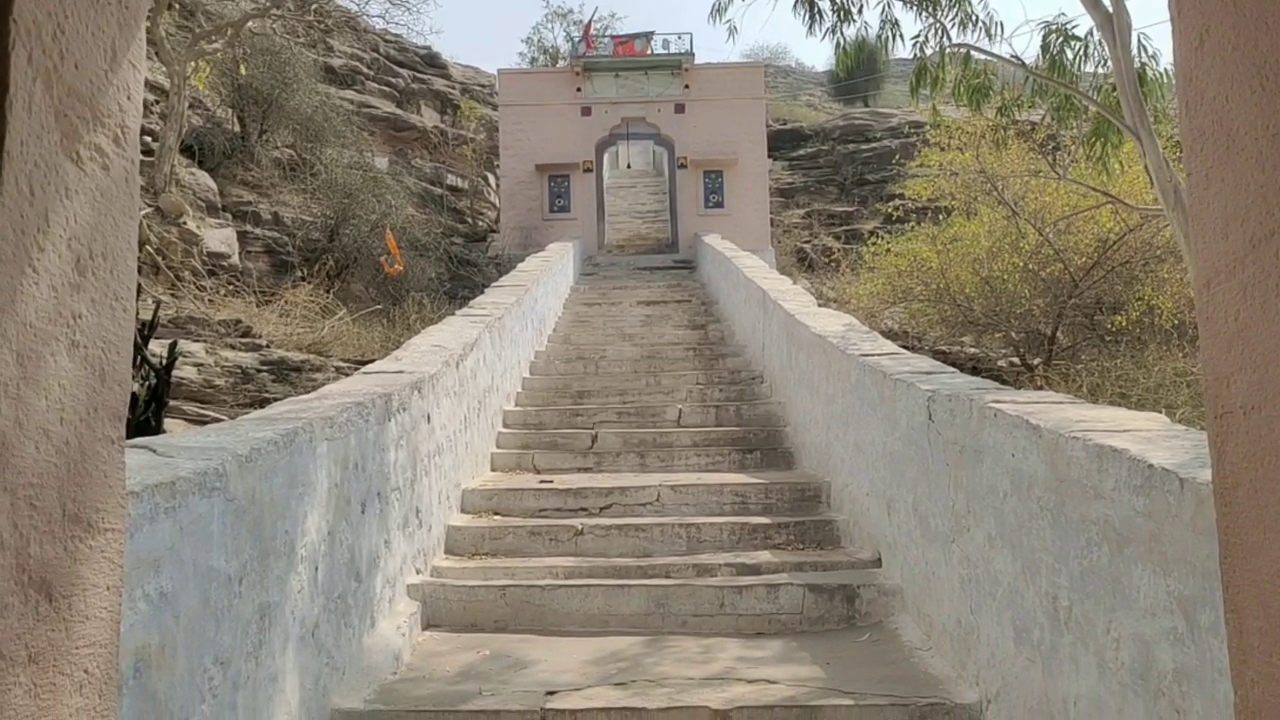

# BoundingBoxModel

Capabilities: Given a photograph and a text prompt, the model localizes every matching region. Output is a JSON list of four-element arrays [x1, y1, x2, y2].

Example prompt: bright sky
[[431, 0, 1173, 72]]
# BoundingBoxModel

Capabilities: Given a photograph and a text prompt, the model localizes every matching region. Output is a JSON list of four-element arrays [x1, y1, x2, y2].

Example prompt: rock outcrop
[[768, 108, 930, 267], [137, 1, 503, 432]]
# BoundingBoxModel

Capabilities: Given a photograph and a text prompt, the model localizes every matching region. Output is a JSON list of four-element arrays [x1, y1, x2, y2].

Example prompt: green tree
[[517, 0, 625, 68], [707, 0, 1188, 258], [829, 34, 884, 107], [739, 40, 813, 70]]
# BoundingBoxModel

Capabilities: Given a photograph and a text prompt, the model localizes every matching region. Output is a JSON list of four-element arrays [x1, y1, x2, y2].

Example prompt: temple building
[[496, 30, 774, 265]]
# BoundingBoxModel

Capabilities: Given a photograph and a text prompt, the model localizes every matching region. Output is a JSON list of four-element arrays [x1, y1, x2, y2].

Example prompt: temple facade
[[496, 31, 773, 264]]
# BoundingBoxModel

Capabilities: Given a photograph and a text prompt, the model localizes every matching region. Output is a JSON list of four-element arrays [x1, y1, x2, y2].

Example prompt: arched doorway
[[594, 120, 679, 255]]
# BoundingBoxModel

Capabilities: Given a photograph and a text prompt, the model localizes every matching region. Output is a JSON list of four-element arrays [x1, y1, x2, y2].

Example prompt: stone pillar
[[1173, 1, 1280, 715], [0, 0, 149, 716]]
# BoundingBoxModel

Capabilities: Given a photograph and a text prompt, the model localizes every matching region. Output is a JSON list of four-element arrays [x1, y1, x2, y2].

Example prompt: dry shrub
[[825, 117, 1203, 426], [167, 279, 451, 360], [206, 31, 354, 167], [201, 30, 479, 322]]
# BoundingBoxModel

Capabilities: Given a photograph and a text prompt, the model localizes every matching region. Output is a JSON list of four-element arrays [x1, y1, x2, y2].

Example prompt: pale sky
[[430, 0, 1173, 72]]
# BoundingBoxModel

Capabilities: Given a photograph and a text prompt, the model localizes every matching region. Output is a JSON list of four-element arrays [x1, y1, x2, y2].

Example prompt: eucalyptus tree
[[709, 0, 1187, 262]]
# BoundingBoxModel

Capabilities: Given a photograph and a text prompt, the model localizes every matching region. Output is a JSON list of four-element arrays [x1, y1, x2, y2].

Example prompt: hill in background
[[762, 59, 919, 123]]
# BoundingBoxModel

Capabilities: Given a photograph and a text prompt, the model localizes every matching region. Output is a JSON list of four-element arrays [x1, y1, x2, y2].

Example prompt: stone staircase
[[337, 255, 978, 719], [603, 169, 672, 255]]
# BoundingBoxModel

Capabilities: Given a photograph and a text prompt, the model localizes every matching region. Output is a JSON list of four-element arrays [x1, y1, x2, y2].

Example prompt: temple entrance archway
[[594, 120, 678, 255]]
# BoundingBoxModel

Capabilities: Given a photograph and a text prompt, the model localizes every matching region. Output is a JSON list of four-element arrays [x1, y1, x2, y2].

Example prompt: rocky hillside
[[138, 30, 934, 433], [763, 63, 931, 272], [139, 1, 504, 432]]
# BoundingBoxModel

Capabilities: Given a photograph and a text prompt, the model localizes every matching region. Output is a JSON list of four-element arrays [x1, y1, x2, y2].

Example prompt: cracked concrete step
[[515, 382, 773, 408], [410, 570, 897, 634], [522, 369, 763, 392], [331, 627, 979, 720], [496, 427, 791, 452], [431, 548, 880, 580], [528, 355, 752, 376], [502, 400, 785, 430], [491, 446, 795, 473], [460, 470, 826, 517], [444, 513, 838, 558]]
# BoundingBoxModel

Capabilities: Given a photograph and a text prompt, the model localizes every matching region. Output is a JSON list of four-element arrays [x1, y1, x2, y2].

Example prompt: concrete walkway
[[336, 255, 977, 718]]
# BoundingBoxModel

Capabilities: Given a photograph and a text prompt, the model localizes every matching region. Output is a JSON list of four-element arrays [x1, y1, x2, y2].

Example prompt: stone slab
[[430, 548, 881, 580], [460, 470, 826, 517], [332, 626, 977, 719]]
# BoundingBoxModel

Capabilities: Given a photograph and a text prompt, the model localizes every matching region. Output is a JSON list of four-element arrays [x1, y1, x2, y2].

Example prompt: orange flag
[[380, 226, 404, 276]]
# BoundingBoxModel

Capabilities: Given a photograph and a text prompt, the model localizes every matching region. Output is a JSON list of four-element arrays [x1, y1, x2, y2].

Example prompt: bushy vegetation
[[194, 31, 472, 322], [817, 119, 1203, 426], [829, 35, 886, 108], [517, 0, 625, 67]]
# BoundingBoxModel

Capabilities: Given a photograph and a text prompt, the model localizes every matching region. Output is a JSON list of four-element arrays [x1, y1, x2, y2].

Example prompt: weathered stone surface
[[335, 628, 977, 719], [695, 233, 1229, 719], [120, 242, 582, 718], [340, 254, 975, 718], [769, 107, 931, 259]]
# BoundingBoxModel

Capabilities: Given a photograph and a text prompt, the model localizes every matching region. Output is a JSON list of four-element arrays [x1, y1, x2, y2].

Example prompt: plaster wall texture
[[695, 234, 1232, 719], [119, 242, 581, 718], [497, 62, 771, 257], [0, 0, 150, 716]]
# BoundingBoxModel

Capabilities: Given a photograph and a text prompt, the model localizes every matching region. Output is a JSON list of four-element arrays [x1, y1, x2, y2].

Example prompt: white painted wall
[[695, 233, 1232, 720], [119, 241, 581, 718]]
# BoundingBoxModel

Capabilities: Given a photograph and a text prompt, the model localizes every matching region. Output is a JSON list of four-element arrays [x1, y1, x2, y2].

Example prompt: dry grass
[[767, 101, 838, 124], [1039, 344, 1204, 429], [158, 278, 454, 361]]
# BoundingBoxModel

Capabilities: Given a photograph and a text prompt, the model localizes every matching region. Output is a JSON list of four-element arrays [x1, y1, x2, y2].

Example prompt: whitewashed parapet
[[694, 232, 1229, 720], [120, 240, 581, 719]]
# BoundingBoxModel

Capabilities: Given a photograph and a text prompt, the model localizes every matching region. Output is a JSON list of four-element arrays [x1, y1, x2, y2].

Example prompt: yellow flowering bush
[[839, 118, 1193, 369]]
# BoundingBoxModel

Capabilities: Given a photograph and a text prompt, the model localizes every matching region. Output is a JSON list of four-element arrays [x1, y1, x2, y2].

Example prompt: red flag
[[581, 6, 598, 52]]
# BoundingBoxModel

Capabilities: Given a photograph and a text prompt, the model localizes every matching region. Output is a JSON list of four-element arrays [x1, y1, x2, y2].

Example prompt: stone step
[[514, 382, 773, 408], [409, 570, 896, 633], [332, 628, 977, 719], [502, 400, 786, 430], [562, 297, 711, 310], [605, 186, 667, 194], [431, 548, 879, 580], [563, 296, 708, 309], [544, 331, 731, 348], [555, 306, 718, 323], [521, 369, 764, 392], [444, 512, 836, 558], [534, 344, 744, 363], [607, 212, 670, 222], [552, 317, 725, 332], [528, 354, 753, 376], [491, 446, 795, 473], [495, 427, 791, 452], [460, 470, 827, 518], [606, 237, 673, 251], [570, 282, 702, 295]]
